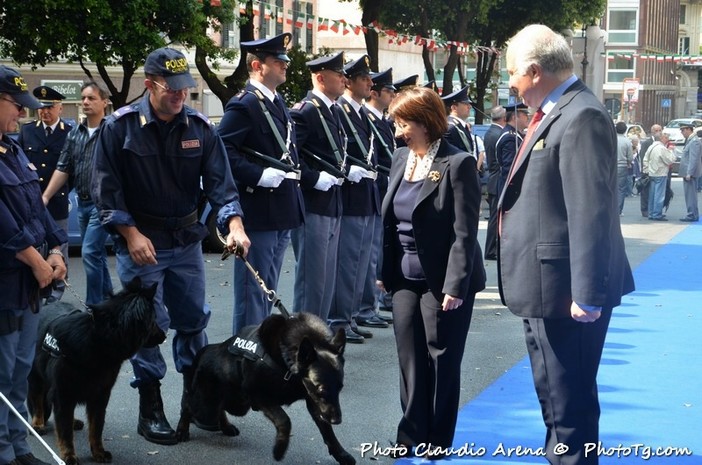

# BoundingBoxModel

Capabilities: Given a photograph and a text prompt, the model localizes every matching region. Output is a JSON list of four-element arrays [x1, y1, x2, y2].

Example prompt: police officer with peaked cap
[[495, 101, 529, 195], [362, 68, 396, 321], [218, 32, 304, 334], [289, 51, 348, 327], [442, 85, 475, 157], [329, 54, 385, 341], [92, 47, 250, 446], [0, 65, 67, 465], [17, 86, 72, 303]]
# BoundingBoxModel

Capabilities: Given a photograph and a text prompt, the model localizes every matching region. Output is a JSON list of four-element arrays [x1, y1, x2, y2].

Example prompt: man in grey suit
[[499, 25, 635, 465], [677, 123, 701, 222]]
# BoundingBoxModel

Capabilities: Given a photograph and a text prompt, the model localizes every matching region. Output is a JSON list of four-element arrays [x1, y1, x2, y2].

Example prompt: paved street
[[28, 178, 691, 465]]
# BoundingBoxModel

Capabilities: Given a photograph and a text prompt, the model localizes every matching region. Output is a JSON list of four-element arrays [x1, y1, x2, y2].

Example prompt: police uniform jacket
[[494, 124, 522, 195], [0, 136, 67, 311], [445, 115, 474, 156], [381, 140, 486, 302], [290, 91, 344, 217], [362, 106, 394, 199], [92, 93, 243, 250], [17, 119, 72, 220], [218, 82, 304, 231], [483, 123, 503, 196], [337, 96, 381, 216]]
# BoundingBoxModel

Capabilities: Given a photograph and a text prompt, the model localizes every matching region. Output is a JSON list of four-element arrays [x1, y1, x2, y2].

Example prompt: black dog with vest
[[176, 312, 355, 465], [27, 278, 162, 465]]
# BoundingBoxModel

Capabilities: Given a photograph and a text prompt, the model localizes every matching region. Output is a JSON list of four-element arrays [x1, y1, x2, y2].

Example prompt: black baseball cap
[[0, 65, 42, 110], [144, 47, 197, 90]]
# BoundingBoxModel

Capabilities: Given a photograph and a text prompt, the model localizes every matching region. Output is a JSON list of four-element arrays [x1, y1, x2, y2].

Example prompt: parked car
[[66, 190, 225, 252], [662, 118, 702, 145], [626, 123, 646, 140]]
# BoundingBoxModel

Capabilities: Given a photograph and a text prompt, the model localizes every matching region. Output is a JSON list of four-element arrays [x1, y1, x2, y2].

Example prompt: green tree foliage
[[363, 0, 605, 122], [0, 0, 238, 108]]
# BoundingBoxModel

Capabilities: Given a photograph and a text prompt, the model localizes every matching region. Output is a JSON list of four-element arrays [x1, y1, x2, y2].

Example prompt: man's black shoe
[[356, 315, 389, 328], [351, 325, 373, 338], [14, 454, 51, 465], [679, 217, 698, 222], [377, 313, 393, 324], [649, 217, 668, 221], [344, 328, 365, 344]]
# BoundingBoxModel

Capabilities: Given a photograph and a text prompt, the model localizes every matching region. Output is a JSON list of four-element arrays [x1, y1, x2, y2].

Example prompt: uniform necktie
[[45, 126, 52, 137]]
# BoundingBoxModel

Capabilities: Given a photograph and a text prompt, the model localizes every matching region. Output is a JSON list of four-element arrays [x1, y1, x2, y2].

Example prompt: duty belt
[[132, 210, 198, 230]]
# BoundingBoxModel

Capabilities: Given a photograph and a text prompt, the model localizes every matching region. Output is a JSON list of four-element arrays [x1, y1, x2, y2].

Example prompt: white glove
[[313, 171, 338, 191], [347, 165, 369, 183], [257, 167, 287, 188]]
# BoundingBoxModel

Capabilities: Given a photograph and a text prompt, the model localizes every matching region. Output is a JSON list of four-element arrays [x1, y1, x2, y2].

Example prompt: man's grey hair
[[507, 24, 573, 76], [490, 105, 506, 121]]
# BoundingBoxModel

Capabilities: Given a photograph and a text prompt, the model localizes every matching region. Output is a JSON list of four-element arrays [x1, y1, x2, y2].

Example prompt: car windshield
[[666, 119, 701, 128]]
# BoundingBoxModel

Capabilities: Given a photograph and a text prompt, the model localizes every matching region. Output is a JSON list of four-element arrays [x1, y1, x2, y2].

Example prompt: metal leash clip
[[220, 241, 290, 318]]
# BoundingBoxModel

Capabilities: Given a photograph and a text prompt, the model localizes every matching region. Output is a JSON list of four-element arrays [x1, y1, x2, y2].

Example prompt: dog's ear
[[142, 282, 158, 300], [330, 328, 346, 356], [296, 337, 318, 368], [125, 277, 142, 293]]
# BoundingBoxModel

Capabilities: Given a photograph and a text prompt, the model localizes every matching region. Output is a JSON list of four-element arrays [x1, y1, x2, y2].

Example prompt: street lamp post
[[581, 25, 588, 85]]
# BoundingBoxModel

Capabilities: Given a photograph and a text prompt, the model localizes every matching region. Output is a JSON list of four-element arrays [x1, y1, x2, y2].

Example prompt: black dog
[[176, 312, 355, 465], [28, 278, 162, 465]]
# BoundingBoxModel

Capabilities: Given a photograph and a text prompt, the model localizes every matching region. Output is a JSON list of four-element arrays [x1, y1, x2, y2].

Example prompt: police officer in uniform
[[442, 85, 475, 159], [1, 65, 67, 465], [218, 33, 304, 334], [92, 48, 250, 446], [495, 102, 529, 196], [329, 55, 384, 341], [17, 86, 72, 302], [360, 68, 396, 321], [289, 52, 347, 327], [483, 105, 506, 260]]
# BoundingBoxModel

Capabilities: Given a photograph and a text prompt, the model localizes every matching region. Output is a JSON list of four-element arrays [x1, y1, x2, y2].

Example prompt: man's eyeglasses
[[0, 96, 24, 112], [149, 80, 187, 95]]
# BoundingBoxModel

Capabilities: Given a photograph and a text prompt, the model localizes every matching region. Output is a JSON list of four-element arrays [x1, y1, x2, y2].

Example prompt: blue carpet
[[396, 225, 702, 464]]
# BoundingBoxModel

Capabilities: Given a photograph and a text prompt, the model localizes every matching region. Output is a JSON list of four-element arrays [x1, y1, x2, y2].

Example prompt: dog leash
[[60, 278, 90, 311], [221, 242, 291, 319], [0, 391, 66, 465]]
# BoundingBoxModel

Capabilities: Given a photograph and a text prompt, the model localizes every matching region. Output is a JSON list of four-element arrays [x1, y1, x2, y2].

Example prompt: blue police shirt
[[92, 93, 243, 250], [0, 135, 67, 310]]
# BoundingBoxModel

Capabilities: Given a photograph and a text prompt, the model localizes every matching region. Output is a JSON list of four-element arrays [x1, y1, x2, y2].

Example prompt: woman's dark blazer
[[381, 139, 486, 301]]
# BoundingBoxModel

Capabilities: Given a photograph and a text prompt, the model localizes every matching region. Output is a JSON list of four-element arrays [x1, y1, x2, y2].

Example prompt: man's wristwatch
[[48, 249, 64, 260]]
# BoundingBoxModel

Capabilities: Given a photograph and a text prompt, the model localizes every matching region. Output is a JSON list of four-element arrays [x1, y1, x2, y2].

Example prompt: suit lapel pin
[[428, 170, 440, 182]]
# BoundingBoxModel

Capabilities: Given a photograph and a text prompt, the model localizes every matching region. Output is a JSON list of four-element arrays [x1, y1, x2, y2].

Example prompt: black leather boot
[[137, 381, 177, 445]]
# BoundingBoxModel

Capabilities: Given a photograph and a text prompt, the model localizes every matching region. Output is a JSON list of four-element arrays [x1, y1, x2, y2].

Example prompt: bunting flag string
[[236, 1, 499, 56], [603, 52, 702, 63]]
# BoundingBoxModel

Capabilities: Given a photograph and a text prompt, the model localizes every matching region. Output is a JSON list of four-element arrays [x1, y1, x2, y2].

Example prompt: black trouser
[[392, 278, 475, 448]]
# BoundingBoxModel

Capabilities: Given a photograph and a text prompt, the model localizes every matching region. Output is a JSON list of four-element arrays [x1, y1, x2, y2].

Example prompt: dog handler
[[0, 65, 68, 465], [92, 48, 250, 445]]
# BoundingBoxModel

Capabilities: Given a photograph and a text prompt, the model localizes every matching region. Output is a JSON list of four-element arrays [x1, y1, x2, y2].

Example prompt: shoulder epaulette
[[112, 104, 140, 120], [186, 107, 211, 125], [292, 101, 309, 111]]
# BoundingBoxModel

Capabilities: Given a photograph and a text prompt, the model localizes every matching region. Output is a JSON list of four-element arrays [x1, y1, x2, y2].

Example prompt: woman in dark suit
[[380, 87, 485, 458]]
